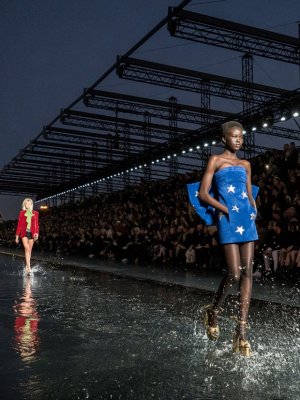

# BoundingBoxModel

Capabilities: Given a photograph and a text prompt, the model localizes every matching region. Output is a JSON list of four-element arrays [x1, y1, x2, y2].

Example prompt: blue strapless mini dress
[[187, 166, 258, 244]]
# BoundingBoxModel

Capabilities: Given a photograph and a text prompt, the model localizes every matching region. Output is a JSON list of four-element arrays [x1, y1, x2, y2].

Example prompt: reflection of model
[[15, 198, 39, 275], [14, 276, 40, 361], [191, 121, 258, 356]]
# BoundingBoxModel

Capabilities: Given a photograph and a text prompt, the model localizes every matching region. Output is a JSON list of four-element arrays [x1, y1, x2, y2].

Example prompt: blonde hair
[[22, 198, 33, 211]]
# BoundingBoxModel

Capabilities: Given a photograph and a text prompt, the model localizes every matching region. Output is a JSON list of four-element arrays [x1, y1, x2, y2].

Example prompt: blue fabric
[[186, 166, 259, 244], [186, 181, 215, 225]]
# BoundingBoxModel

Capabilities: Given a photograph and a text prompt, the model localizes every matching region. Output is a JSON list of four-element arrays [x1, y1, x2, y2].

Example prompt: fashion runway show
[[0, 0, 300, 399], [0, 252, 299, 399]]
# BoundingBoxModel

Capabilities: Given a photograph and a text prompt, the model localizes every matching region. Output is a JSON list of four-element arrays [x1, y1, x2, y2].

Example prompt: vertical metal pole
[[144, 112, 152, 181], [242, 53, 255, 159], [169, 96, 178, 176]]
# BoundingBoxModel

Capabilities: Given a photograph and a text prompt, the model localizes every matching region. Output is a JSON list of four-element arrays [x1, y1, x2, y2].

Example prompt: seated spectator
[[286, 142, 299, 170], [0, 146, 295, 286], [278, 219, 300, 270]]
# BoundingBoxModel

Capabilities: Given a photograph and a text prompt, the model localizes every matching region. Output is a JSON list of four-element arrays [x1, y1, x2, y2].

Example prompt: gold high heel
[[232, 320, 252, 356], [202, 305, 222, 341]]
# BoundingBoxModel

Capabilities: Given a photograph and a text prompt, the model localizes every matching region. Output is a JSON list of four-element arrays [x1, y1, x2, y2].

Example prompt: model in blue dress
[[194, 121, 257, 356], [187, 166, 259, 244]]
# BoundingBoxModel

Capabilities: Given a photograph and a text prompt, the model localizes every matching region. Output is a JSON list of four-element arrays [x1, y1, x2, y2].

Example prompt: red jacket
[[16, 210, 39, 238]]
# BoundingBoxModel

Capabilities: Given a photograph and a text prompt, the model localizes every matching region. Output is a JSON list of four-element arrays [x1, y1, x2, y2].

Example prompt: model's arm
[[198, 155, 228, 214], [15, 211, 22, 244], [243, 160, 256, 210], [33, 211, 39, 240]]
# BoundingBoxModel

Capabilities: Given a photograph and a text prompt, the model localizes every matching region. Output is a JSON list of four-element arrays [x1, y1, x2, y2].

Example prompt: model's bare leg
[[205, 244, 241, 332], [22, 237, 34, 273], [238, 241, 254, 338], [224, 241, 254, 356], [207, 242, 254, 349], [213, 243, 241, 308]]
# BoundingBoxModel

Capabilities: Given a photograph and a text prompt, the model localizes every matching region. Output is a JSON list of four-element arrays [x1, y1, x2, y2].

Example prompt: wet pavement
[[0, 250, 299, 399], [2, 248, 300, 308]]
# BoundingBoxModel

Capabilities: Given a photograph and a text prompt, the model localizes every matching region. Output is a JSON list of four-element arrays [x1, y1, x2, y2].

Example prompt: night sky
[[1, 0, 299, 219]]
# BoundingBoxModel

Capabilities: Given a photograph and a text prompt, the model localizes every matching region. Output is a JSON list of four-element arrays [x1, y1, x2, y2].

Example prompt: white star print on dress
[[227, 185, 235, 193], [235, 226, 245, 235], [186, 166, 259, 244]]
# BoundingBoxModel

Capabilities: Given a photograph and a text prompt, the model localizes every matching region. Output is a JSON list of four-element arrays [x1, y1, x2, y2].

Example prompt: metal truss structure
[[84, 89, 231, 124], [0, 1, 299, 202], [168, 9, 300, 64], [116, 56, 288, 104]]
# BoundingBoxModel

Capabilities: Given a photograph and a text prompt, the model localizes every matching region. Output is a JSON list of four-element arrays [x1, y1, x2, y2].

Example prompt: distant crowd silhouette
[[0, 143, 299, 280]]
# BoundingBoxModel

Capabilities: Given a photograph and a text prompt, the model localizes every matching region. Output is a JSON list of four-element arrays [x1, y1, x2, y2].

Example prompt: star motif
[[232, 205, 239, 212], [235, 226, 245, 235], [250, 212, 256, 220], [194, 191, 198, 197], [227, 185, 235, 193], [241, 191, 248, 199]]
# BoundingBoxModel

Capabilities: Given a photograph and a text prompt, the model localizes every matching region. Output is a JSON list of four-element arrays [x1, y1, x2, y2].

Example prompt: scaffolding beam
[[168, 9, 300, 64], [117, 56, 289, 104]]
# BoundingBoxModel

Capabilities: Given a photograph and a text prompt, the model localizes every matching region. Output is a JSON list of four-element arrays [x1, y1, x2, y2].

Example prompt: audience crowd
[[0, 143, 299, 280]]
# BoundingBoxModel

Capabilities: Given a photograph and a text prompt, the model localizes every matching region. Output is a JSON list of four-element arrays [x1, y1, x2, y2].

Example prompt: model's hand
[[33, 234, 39, 241], [15, 237, 19, 244]]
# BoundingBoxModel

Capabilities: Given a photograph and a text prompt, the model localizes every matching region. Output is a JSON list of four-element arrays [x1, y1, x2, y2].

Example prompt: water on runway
[[0, 253, 299, 400]]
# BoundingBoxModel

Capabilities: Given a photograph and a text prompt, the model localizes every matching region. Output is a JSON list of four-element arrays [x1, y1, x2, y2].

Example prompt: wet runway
[[0, 253, 299, 400]]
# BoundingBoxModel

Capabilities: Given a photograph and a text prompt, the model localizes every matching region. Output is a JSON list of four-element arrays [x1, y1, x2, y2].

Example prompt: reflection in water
[[13, 276, 40, 362], [0, 253, 299, 399]]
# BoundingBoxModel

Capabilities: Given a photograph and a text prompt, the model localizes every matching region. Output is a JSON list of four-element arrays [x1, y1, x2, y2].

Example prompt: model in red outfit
[[15, 198, 39, 275]]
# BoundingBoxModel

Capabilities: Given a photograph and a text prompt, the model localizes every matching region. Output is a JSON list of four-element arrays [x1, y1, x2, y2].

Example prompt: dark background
[[1, 0, 299, 219]]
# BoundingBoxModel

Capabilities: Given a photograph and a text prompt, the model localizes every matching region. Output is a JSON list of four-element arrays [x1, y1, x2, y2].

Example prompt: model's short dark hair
[[222, 121, 244, 137]]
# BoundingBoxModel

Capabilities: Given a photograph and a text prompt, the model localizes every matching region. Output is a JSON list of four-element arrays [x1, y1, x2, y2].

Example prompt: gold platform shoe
[[202, 305, 222, 341], [232, 320, 252, 356]]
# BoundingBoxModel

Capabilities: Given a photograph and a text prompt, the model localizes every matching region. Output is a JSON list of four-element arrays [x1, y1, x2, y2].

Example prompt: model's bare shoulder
[[241, 159, 251, 170], [208, 154, 221, 166], [208, 154, 224, 170]]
